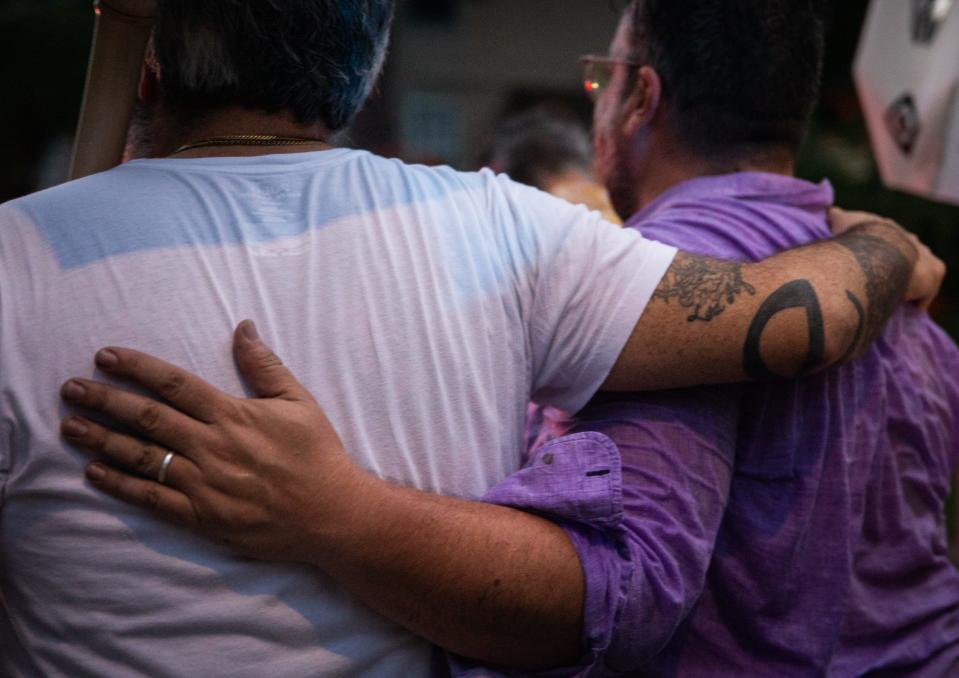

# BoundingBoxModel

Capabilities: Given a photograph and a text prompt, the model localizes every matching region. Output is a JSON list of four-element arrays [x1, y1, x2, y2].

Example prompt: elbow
[[763, 289, 862, 379], [743, 279, 863, 380], [602, 561, 707, 672], [819, 291, 864, 372]]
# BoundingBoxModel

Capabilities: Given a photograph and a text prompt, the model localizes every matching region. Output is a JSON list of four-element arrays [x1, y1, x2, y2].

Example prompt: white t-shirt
[[0, 149, 675, 677]]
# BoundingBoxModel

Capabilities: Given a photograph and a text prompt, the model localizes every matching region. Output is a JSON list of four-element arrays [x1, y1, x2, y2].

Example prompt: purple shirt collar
[[626, 172, 835, 240]]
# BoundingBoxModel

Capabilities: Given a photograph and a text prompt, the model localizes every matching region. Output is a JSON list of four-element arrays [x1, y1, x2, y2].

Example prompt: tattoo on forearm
[[654, 253, 756, 322], [834, 228, 911, 350], [837, 290, 866, 365], [742, 279, 826, 380], [740, 224, 907, 380]]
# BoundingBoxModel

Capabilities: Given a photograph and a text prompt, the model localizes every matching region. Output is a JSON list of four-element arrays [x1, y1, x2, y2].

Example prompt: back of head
[[152, 0, 396, 132], [487, 109, 594, 191], [630, 0, 825, 160]]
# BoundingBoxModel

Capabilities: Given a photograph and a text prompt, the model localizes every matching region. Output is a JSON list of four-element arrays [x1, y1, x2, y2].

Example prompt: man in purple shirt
[[48, 1, 954, 676], [525, 1, 959, 674]]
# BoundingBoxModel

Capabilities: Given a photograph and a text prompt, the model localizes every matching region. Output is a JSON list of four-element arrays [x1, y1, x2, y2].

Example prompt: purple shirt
[[460, 173, 959, 677]]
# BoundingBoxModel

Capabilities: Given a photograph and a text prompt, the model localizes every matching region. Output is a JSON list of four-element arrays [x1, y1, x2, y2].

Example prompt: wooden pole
[[69, 0, 156, 181]]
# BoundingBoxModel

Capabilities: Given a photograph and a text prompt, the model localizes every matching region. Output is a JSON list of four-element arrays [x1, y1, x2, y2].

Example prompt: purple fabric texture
[[449, 432, 629, 678], [456, 173, 959, 677]]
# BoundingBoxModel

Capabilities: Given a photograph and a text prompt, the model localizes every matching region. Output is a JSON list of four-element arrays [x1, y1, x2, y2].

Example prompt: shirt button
[[542, 453, 554, 465]]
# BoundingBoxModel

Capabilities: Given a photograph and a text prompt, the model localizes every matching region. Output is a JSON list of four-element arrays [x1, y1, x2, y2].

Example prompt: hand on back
[[60, 321, 365, 563]]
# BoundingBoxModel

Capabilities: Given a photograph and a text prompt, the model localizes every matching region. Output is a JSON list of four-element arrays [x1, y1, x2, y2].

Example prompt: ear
[[621, 66, 663, 138], [137, 60, 159, 105]]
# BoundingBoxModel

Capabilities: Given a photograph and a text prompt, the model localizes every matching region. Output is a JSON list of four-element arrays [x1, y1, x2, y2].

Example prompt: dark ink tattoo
[[742, 279, 825, 380], [741, 222, 912, 380], [837, 290, 866, 365], [654, 253, 756, 322], [834, 228, 911, 352]]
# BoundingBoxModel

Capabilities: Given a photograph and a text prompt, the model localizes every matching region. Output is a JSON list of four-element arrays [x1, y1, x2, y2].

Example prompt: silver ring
[[157, 451, 175, 485]]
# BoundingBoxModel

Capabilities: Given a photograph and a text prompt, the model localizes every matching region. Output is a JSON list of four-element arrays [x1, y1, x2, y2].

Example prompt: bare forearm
[[58, 330, 585, 669], [605, 220, 917, 391], [300, 473, 584, 669]]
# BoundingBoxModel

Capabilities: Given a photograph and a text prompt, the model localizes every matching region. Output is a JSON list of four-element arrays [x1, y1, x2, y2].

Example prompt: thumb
[[233, 321, 310, 400]]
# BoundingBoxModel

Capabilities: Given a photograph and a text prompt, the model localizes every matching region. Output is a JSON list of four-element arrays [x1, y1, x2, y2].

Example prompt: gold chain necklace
[[172, 135, 327, 156]]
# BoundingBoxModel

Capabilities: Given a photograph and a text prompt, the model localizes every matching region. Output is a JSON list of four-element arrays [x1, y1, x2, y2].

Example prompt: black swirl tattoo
[[742, 279, 826, 380], [653, 253, 757, 322]]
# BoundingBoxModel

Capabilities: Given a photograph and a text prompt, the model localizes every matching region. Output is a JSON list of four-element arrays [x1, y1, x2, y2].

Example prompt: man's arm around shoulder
[[606, 215, 942, 392]]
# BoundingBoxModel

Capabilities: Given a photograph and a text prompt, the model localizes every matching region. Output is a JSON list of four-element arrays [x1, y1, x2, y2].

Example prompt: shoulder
[[0, 197, 48, 257], [7, 166, 154, 231], [633, 188, 831, 262], [0, 199, 34, 229], [344, 151, 498, 203], [381, 159, 623, 246]]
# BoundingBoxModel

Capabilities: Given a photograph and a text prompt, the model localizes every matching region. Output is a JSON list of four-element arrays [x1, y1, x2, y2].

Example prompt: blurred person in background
[[486, 108, 621, 224], [1, 1, 943, 677]]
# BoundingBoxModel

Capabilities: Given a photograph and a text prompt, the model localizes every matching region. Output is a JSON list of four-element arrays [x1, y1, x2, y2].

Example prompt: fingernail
[[86, 464, 106, 482], [95, 349, 119, 369], [240, 320, 260, 342], [61, 380, 87, 401], [62, 417, 88, 437]]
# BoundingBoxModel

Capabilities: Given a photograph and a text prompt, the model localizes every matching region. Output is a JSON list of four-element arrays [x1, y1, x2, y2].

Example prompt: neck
[[546, 171, 622, 225], [136, 105, 332, 159], [635, 137, 795, 211]]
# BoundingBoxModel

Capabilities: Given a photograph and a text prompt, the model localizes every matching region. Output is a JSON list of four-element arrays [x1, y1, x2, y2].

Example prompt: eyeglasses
[[579, 55, 641, 102]]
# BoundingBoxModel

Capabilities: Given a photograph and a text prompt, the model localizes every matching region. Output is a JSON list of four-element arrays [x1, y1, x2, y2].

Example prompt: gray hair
[[152, 0, 395, 131]]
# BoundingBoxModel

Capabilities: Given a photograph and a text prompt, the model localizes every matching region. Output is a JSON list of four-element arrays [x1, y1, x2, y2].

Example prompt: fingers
[[906, 237, 946, 310], [233, 321, 312, 401], [61, 378, 205, 452], [927, 248, 946, 305], [61, 415, 200, 488], [92, 347, 227, 424], [85, 462, 199, 527]]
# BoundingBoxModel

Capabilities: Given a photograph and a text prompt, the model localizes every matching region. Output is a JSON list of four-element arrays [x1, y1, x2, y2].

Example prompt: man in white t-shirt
[[0, 1, 941, 676]]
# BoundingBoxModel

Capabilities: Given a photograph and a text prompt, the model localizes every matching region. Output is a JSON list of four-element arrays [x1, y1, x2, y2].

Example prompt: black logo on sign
[[885, 94, 921, 156], [913, 0, 955, 44]]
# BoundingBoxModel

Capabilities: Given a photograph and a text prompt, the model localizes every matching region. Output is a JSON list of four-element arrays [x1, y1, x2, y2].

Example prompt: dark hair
[[629, 0, 825, 157], [152, 0, 395, 131], [487, 109, 593, 190]]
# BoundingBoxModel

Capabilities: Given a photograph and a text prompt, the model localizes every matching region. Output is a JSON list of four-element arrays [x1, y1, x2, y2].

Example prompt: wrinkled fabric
[[632, 174, 959, 677], [460, 173, 959, 677], [0, 151, 676, 678]]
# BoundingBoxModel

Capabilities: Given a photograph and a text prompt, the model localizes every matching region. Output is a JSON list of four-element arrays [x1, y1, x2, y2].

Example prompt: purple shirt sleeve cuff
[[446, 432, 631, 678]]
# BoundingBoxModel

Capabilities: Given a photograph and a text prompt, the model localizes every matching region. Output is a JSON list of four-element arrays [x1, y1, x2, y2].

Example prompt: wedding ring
[[157, 451, 175, 485]]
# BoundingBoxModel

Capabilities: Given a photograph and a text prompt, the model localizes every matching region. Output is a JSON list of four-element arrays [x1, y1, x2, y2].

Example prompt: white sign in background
[[855, 0, 959, 206]]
